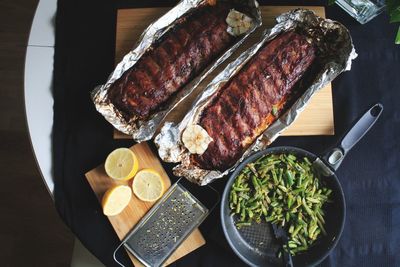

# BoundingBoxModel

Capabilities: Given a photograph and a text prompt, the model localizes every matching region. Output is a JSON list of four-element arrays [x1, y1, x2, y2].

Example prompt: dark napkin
[[53, 0, 400, 266]]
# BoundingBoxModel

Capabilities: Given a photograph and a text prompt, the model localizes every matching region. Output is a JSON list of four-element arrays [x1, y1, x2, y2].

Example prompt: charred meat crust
[[192, 31, 316, 171], [108, 4, 235, 121]]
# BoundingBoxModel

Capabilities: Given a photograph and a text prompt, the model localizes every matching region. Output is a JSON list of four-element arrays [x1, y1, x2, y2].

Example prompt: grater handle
[[206, 184, 221, 213]]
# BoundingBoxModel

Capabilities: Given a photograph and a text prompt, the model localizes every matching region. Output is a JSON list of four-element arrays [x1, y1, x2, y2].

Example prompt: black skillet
[[221, 103, 383, 267]]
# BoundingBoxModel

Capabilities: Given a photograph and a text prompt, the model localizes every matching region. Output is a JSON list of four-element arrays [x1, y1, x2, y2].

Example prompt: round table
[[23, 0, 103, 265], [26, 0, 400, 266]]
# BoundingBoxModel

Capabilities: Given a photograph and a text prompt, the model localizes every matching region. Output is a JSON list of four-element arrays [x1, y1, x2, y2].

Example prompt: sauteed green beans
[[229, 153, 332, 255]]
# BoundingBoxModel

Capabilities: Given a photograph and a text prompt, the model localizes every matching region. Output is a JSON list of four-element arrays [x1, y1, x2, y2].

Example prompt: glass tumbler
[[335, 0, 386, 24]]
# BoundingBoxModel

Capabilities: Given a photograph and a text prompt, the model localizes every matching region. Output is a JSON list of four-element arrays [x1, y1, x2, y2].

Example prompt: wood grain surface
[[85, 143, 205, 266], [113, 6, 334, 139]]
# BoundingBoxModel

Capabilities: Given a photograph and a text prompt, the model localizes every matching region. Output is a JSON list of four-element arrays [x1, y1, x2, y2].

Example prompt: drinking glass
[[335, 0, 386, 24]]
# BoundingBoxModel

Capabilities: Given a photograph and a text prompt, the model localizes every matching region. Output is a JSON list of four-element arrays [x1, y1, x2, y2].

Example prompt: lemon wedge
[[102, 185, 132, 216], [132, 169, 164, 202], [105, 148, 139, 180]]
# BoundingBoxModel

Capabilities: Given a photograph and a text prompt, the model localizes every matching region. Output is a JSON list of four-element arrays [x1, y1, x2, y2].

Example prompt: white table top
[[24, 3, 112, 265], [24, 0, 57, 195]]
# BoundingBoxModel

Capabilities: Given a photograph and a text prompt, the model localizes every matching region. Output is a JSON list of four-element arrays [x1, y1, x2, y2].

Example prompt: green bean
[[232, 186, 250, 192], [325, 189, 332, 196], [271, 169, 279, 184], [312, 229, 321, 240], [292, 225, 302, 237], [298, 235, 308, 247], [302, 179, 310, 190], [265, 215, 275, 222], [297, 174, 303, 187], [252, 175, 260, 189], [301, 198, 313, 216], [261, 205, 268, 216], [235, 199, 241, 214], [229, 153, 331, 256], [248, 209, 254, 218], [291, 246, 307, 254], [270, 201, 279, 207], [296, 196, 302, 206], [232, 191, 238, 205], [317, 217, 327, 235], [236, 222, 251, 228], [235, 174, 244, 186], [316, 210, 325, 224], [287, 194, 294, 209], [310, 185, 316, 196], [303, 157, 312, 165], [298, 216, 307, 226], [278, 168, 283, 182], [292, 237, 302, 245], [278, 185, 288, 192], [238, 192, 250, 200], [248, 201, 259, 209], [276, 188, 283, 196], [248, 163, 259, 176], [275, 207, 282, 214], [307, 197, 320, 204], [295, 162, 305, 173], [292, 188, 303, 195], [240, 207, 246, 221], [308, 224, 318, 238], [260, 177, 268, 185], [285, 212, 290, 223], [242, 167, 250, 174]]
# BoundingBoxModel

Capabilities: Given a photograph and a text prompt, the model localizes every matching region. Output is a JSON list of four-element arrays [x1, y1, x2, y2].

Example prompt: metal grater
[[122, 182, 209, 267]]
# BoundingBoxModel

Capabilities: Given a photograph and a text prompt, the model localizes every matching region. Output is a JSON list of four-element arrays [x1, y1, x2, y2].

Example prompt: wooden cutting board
[[113, 6, 334, 139], [85, 143, 205, 266]]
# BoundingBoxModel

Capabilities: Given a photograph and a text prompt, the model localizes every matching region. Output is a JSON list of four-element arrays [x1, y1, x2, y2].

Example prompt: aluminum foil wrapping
[[91, 0, 262, 142], [155, 9, 357, 185]]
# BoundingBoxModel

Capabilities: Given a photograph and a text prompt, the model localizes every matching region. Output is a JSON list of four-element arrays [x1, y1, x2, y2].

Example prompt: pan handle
[[322, 103, 383, 171]]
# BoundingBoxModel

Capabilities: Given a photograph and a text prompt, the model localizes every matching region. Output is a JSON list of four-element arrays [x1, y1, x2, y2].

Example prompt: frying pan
[[221, 103, 383, 267]]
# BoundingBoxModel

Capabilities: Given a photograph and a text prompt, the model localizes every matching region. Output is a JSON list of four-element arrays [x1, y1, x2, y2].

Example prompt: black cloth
[[52, 0, 400, 266]]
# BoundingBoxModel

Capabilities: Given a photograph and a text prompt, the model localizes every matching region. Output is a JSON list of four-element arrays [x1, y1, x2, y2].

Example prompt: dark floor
[[0, 0, 74, 266]]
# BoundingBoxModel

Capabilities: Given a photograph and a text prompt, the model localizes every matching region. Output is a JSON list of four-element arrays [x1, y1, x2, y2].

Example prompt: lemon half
[[105, 148, 139, 180], [102, 185, 132, 216], [132, 169, 164, 202]]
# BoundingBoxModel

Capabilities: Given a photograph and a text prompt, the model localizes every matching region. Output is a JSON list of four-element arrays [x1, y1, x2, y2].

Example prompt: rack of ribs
[[108, 4, 235, 121], [192, 31, 316, 171]]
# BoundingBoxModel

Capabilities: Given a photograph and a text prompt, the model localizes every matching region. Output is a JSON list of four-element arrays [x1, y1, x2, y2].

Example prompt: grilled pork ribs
[[108, 5, 235, 121], [193, 32, 316, 170]]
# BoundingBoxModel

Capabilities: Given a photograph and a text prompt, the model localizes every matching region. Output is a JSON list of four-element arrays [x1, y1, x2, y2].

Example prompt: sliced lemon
[[132, 169, 164, 202], [102, 185, 132, 216], [105, 148, 139, 180]]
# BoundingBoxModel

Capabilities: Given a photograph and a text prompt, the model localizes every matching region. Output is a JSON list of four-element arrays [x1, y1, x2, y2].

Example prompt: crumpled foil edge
[[155, 8, 357, 185], [91, 0, 262, 142]]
